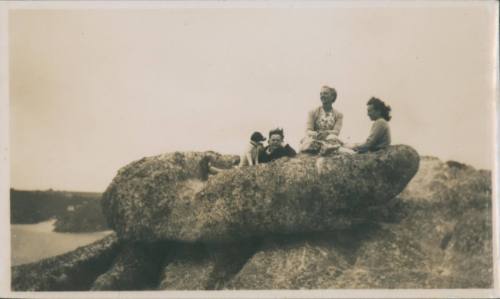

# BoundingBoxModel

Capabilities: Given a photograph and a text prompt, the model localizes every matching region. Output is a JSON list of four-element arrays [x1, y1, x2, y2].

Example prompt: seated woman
[[351, 97, 391, 153], [259, 128, 297, 163], [299, 85, 344, 155]]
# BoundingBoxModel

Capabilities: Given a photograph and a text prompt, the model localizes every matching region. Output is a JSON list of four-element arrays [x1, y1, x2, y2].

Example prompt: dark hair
[[268, 128, 284, 139], [250, 131, 266, 143], [321, 85, 337, 103], [367, 97, 391, 121]]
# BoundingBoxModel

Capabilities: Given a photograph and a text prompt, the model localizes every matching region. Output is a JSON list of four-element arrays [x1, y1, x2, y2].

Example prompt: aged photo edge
[[0, 1, 499, 298]]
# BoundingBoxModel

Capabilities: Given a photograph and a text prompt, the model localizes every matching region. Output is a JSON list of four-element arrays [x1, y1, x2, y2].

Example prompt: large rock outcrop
[[102, 145, 419, 242], [226, 156, 492, 289], [12, 148, 492, 291]]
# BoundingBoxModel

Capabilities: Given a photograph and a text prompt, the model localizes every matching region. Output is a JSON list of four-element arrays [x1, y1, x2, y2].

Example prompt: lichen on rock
[[102, 145, 419, 242], [12, 146, 492, 291], [228, 156, 493, 289], [91, 242, 167, 290], [158, 239, 260, 290]]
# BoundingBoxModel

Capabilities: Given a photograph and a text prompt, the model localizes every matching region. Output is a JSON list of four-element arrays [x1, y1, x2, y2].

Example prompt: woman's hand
[[317, 131, 330, 140], [326, 134, 344, 145], [307, 130, 319, 138]]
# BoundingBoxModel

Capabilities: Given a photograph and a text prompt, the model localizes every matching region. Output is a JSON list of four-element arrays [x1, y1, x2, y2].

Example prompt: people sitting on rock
[[349, 97, 392, 153], [299, 85, 344, 155], [239, 131, 266, 167], [259, 128, 297, 163]]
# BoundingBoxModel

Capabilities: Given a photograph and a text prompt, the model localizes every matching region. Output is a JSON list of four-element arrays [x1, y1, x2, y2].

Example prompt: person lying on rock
[[208, 128, 297, 174], [347, 97, 392, 153], [299, 85, 344, 156], [259, 128, 297, 163]]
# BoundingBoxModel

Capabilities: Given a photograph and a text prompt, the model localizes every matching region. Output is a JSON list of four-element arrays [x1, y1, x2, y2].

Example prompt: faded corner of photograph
[[8, 1, 497, 294]]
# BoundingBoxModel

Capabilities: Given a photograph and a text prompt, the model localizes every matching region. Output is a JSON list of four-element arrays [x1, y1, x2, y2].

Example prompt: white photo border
[[0, 1, 498, 298]]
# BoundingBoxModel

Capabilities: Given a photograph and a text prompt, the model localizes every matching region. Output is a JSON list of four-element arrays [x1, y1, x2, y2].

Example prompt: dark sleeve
[[259, 147, 270, 163], [284, 144, 297, 157]]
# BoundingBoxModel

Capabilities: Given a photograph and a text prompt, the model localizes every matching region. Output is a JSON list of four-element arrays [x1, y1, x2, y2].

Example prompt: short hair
[[367, 97, 392, 121], [268, 128, 284, 139], [321, 85, 338, 103]]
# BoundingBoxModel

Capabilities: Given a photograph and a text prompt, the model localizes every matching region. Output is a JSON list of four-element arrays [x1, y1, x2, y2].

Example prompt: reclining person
[[259, 128, 297, 163]]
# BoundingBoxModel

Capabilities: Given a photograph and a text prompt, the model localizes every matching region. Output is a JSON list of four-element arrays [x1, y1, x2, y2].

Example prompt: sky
[[8, 3, 498, 192]]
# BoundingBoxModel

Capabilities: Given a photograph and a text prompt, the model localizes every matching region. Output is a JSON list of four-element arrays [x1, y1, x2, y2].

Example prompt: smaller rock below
[[227, 234, 353, 289], [12, 233, 120, 291], [91, 242, 167, 291], [159, 239, 262, 290]]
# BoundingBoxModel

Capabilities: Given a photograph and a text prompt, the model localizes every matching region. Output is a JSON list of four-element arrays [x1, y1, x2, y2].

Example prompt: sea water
[[11, 219, 112, 266]]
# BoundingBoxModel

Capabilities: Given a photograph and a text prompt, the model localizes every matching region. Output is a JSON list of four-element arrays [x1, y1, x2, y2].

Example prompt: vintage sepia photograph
[[1, 0, 498, 298]]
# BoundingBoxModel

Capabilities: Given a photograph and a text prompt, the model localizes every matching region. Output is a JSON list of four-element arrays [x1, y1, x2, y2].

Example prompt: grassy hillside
[[10, 189, 109, 232], [53, 199, 109, 232], [10, 189, 100, 224]]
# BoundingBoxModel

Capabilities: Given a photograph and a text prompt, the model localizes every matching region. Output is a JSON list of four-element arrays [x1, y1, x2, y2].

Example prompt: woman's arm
[[306, 110, 317, 135], [354, 120, 386, 153], [284, 144, 297, 157], [331, 112, 343, 136]]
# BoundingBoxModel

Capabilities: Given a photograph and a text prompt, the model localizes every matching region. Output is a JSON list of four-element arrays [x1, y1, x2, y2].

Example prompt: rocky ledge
[[102, 145, 419, 242], [11, 146, 493, 290]]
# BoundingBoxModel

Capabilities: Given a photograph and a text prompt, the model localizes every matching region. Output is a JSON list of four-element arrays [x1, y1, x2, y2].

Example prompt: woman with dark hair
[[351, 97, 391, 153], [299, 85, 344, 155]]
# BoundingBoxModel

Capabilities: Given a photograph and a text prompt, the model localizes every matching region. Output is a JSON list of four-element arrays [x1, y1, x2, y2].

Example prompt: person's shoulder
[[258, 146, 270, 161], [332, 108, 343, 117], [374, 118, 389, 128], [283, 144, 297, 154], [309, 106, 322, 115]]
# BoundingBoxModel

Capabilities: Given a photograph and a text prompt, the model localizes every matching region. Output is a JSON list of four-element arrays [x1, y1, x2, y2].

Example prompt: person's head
[[250, 131, 266, 144], [268, 128, 284, 150], [320, 85, 337, 109], [367, 97, 391, 121]]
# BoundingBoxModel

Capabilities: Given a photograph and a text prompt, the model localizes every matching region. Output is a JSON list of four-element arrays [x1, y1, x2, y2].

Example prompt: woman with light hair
[[299, 85, 344, 155]]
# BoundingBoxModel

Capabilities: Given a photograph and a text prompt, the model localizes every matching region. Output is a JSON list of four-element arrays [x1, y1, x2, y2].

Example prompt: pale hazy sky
[[8, 3, 498, 192]]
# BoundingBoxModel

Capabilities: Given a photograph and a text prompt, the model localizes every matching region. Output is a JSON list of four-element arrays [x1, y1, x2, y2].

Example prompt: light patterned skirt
[[299, 134, 343, 155]]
